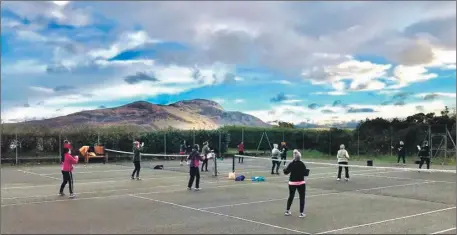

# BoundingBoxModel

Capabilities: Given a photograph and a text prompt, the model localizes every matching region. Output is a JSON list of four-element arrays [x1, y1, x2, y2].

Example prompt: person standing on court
[[396, 141, 406, 166], [180, 140, 186, 166], [271, 143, 282, 175], [187, 144, 203, 191], [59, 147, 79, 198], [280, 142, 288, 166], [237, 141, 245, 163], [418, 141, 431, 170], [336, 144, 350, 181], [283, 149, 307, 218], [201, 141, 210, 172], [131, 140, 144, 180]]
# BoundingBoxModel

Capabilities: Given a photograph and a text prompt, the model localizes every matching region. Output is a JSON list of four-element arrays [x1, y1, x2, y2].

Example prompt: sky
[[1, 1, 456, 126]]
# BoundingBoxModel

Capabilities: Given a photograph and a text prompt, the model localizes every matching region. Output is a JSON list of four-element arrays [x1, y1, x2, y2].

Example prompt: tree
[[278, 121, 294, 129]]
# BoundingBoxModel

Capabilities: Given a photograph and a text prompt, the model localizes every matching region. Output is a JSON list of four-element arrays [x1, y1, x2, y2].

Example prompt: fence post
[[357, 128, 360, 157], [15, 130, 18, 165], [241, 128, 244, 142], [390, 126, 393, 157], [164, 132, 167, 155], [302, 130, 305, 156], [59, 132, 62, 161], [329, 128, 332, 156]]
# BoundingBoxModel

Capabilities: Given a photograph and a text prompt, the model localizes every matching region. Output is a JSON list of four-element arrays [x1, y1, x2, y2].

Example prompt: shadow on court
[[1, 161, 455, 234]]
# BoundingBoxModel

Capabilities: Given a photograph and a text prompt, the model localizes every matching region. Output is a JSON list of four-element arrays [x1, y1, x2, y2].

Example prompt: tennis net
[[230, 154, 456, 203], [105, 149, 218, 176]]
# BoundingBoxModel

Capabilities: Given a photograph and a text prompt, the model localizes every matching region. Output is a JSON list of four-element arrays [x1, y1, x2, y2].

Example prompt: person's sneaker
[[180, 162, 183, 166], [276, 172, 280, 175], [345, 178, 349, 181], [284, 211, 291, 216], [299, 213, 306, 218], [59, 192, 65, 196], [69, 194, 76, 199], [271, 172, 275, 175], [131, 176, 135, 180], [187, 187, 192, 190], [337, 178, 341, 181], [194, 188, 201, 191], [136, 177, 141, 180]]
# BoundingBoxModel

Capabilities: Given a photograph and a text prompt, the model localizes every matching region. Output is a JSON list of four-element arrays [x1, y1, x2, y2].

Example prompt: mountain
[[20, 99, 271, 130]]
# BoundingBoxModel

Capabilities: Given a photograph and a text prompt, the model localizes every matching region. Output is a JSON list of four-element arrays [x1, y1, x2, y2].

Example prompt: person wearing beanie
[[61, 140, 72, 163], [283, 149, 307, 218], [201, 141, 210, 172], [271, 143, 282, 175], [418, 141, 431, 170], [396, 141, 406, 166], [131, 140, 144, 180], [336, 144, 350, 181], [237, 141, 245, 163], [187, 144, 203, 190]]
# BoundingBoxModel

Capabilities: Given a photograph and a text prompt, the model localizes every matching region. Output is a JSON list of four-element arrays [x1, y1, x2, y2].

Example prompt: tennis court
[[1, 156, 456, 234]]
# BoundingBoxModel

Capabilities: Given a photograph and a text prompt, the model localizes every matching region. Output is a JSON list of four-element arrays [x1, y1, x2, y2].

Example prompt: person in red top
[[59, 147, 79, 198], [237, 141, 245, 163], [61, 140, 72, 163]]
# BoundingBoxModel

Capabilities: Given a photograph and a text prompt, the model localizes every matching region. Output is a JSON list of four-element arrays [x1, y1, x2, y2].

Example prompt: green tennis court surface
[[1, 159, 455, 234]]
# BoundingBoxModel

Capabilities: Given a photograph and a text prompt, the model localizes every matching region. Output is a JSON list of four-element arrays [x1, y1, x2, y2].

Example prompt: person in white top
[[336, 144, 350, 181]]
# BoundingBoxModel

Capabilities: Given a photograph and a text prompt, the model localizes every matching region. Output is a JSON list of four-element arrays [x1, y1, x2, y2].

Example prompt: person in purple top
[[187, 144, 203, 191]]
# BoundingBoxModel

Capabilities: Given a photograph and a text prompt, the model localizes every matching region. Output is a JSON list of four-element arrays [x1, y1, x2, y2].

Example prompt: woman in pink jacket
[[59, 148, 79, 198]]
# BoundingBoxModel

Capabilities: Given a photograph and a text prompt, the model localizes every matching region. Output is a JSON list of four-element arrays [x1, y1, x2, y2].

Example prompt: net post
[[164, 132, 167, 156], [232, 150, 235, 173], [357, 127, 360, 157], [390, 125, 393, 157]]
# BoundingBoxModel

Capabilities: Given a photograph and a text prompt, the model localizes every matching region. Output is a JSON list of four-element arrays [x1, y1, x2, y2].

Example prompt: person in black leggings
[[131, 140, 143, 180], [280, 142, 288, 166], [418, 141, 430, 170], [396, 141, 406, 165], [283, 149, 307, 218]]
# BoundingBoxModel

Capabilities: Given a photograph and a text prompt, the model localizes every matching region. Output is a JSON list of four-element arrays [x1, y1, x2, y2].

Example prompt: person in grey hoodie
[[336, 144, 350, 181], [131, 140, 144, 180], [271, 143, 282, 175], [187, 144, 203, 190], [201, 141, 210, 172]]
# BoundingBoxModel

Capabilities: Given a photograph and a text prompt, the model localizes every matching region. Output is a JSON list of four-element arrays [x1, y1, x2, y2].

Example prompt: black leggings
[[60, 171, 74, 194], [271, 159, 280, 173], [188, 167, 200, 188], [286, 184, 306, 213], [337, 162, 349, 179], [132, 161, 141, 178], [419, 157, 430, 169], [281, 156, 287, 166], [397, 153, 405, 164], [201, 159, 208, 171], [238, 151, 244, 163]]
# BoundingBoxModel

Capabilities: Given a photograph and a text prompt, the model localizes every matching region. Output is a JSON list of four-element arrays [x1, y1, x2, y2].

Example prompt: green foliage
[[276, 121, 294, 129]]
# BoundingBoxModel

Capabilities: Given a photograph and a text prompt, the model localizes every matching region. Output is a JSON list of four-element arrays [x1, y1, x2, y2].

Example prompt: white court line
[[199, 180, 438, 210], [1, 181, 281, 207], [317, 207, 456, 234], [42, 169, 132, 176], [431, 227, 456, 234], [16, 169, 59, 180], [130, 195, 311, 234], [361, 173, 455, 184], [1, 174, 188, 190]]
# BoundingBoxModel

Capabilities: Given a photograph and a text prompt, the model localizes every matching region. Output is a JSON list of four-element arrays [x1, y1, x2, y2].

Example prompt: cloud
[[313, 91, 347, 96], [416, 92, 456, 101], [124, 72, 159, 84], [212, 98, 225, 104], [332, 100, 347, 107], [308, 103, 322, 110], [98, 105, 106, 109], [234, 99, 245, 104], [53, 85, 76, 92], [246, 100, 449, 125], [273, 80, 292, 85], [270, 92, 288, 103], [347, 107, 376, 113], [321, 109, 335, 114]]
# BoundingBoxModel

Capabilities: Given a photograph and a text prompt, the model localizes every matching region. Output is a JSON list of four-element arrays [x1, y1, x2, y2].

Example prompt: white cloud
[[273, 80, 292, 85], [415, 92, 456, 99], [88, 31, 157, 60], [247, 100, 448, 125], [212, 98, 225, 104], [313, 91, 347, 96], [29, 86, 54, 94], [234, 99, 245, 103], [390, 65, 438, 87], [281, 99, 303, 104], [1, 105, 98, 123], [2, 60, 47, 75]]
